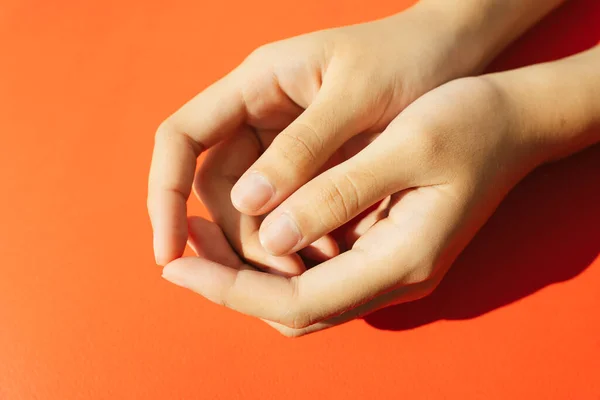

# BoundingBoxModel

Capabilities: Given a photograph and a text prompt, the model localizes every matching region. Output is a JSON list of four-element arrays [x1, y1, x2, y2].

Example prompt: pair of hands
[[148, 3, 549, 336]]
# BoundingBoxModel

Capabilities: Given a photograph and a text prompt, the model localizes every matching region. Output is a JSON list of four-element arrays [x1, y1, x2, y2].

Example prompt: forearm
[[490, 46, 600, 163], [416, 0, 567, 73]]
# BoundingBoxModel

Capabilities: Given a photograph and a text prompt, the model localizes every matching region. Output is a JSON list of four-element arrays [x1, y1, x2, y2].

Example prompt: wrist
[[413, 0, 566, 75], [487, 47, 600, 165], [380, 2, 491, 84]]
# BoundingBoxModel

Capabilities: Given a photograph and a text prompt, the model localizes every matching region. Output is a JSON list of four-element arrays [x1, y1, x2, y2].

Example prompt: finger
[[148, 69, 246, 265], [195, 128, 306, 277], [186, 216, 244, 269], [297, 236, 339, 263], [340, 197, 390, 249], [184, 217, 429, 337], [229, 77, 374, 216], [263, 282, 432, 337], [162, 186, 467, 329], [185, 217, 339, 337], [185, 216, 338, 337], [256, 137, 412, 256]]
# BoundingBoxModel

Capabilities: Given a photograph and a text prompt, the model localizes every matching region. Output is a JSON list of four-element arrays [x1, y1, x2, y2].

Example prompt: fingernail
[[231, 172, 274, 212], [260, 214, 302, 255]]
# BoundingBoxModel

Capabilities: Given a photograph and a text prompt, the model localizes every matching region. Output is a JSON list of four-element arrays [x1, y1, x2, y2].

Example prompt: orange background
[[1, 0, 599, 399]]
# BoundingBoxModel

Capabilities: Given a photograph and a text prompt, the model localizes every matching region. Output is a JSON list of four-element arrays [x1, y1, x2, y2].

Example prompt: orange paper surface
[[1, 0, 599, 399]]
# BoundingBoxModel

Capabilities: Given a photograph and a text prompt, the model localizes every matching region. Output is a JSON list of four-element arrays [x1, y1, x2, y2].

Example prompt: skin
[[147, 0, 598, 336], [148, 0, 564, 270], [163, 49, 600, 337]]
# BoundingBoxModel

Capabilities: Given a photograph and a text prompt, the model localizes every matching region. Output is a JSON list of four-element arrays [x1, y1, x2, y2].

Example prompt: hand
[[161, 76, 547, 336], [147, 1, 496, 272]]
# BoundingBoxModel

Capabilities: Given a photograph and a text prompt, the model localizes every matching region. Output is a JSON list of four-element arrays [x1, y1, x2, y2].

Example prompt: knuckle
[[279, 277, 312, 329], [193, 165, 211, 197], [393, 127, 445, 177], [290, 312, 312, 330], [325, 178, 353, 224], [219, 270, 244, 310], [273, 126, 323, 170], [245, 44, 276, 65], [155, 119, 204, 155], [329, 30, 362, 60], [457, 76, 504, 105], [276, 326, 307, 338], [154, 120, 173, 142], [316, 172, 366, 227], [293, 121, 325, 156], [279, 306, 311, 329], [400, 256, 439, 286], [393, 120, 443, 168], [414, 128, 444, 163]]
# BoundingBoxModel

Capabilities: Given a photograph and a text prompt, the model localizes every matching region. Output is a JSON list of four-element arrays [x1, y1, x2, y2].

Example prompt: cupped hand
[[148, 2, 484, 273], [162, 76, 546, 336]]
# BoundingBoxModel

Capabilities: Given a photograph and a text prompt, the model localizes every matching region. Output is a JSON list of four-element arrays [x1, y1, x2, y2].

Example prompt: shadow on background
[[487, 0, 600, 72], [365, 0, 600, 331]]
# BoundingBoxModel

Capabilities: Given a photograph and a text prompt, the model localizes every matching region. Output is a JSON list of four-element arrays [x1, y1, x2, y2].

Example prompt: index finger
[[148, 70, 246, 265]]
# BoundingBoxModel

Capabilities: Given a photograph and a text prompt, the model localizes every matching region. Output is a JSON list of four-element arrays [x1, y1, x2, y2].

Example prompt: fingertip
[[152, 229, 188, 266], [255, 253, 306, 277], [153, 235, 160, 264], [186, 215, 243, 268], [298, 235, 340, 262], [259, 213, 302, 256], [153, 233, 168, 266], [155, 253, 177, 267], [230, 171, 274, 215], [161, 260, 179, 283], [161, 258, 194, 289]]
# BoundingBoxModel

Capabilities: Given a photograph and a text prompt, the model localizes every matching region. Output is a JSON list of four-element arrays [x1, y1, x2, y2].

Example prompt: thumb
[[257, 143, 413, 256], [230, 82, 373, 216]]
